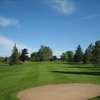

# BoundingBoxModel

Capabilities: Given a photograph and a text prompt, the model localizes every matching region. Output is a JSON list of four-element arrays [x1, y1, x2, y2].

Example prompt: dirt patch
[[17, 84, 100, 100]]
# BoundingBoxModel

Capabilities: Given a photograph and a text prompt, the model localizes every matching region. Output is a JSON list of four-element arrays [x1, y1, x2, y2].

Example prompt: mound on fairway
[[17, 84, 100, 100]]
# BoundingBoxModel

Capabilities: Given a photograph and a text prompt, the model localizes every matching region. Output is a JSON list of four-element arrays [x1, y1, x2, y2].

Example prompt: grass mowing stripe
[[0, 62, 39, 100], [37, 62, 55, 85], [0, 62, 100, 100]]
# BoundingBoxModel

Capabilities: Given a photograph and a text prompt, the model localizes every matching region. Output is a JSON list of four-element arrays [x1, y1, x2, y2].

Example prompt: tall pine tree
[[94, 40, 100, 66], [74, 45, 83, 62], [9, 44, 19, 65]]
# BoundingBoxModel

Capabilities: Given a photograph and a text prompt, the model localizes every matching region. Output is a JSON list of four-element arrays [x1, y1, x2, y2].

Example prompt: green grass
[[0, 61, 100, 100]]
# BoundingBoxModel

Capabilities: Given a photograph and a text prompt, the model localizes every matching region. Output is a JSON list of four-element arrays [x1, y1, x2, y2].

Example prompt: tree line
[[0, 40, 100, 66], [60, 41, 100, 66]]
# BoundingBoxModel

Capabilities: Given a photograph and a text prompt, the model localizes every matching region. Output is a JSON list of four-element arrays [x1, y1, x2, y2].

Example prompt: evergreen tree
[[74, 45, 83, 62], [9, 44, 19, 65], [20, 48, 29, 62], [87, 43, 94, 63], [83, 49, 91, 64], [94, 40, 100, 66]]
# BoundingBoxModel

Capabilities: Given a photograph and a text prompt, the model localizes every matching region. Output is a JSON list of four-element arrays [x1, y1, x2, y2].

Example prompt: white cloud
[[70, 14, 100, 23], [0, 16, 20, 27], [44, 0, 75, 15], [0, 35, 33, 57]]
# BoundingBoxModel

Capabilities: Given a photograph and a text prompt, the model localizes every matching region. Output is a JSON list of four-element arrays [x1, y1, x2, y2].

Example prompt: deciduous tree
[[38, 45, 53, 61], [66, 51, 74, 62], [60, 52, 68, 61], [30, 52, 39, 61]]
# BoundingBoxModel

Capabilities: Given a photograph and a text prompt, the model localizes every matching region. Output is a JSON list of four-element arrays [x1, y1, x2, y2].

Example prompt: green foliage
[[9, 44, 20, 65], [94, 40, 100, 66], [61, 51, 74, 62], [83, 49, 91, 64], [51, 56, 57, 61], [87, 43, 95, 63], [87, 43, 94, 53], [74, 45, 83, 62], [66, 51, 74, 62], [20, 48, 29, 62], [38, 45, 53, 61], [0, 57, 5, 62], [3, 57, 8, 63], [30, 52, 39, 61], [60, 52, 68, 61]]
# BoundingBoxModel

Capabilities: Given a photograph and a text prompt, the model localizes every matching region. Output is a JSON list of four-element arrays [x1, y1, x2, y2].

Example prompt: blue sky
[[0, 0, 100, 57]]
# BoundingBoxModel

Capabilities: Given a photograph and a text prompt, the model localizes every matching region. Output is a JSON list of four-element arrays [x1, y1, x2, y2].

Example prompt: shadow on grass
[[66, 67, 100, 69], [51, 71, 100, 76]]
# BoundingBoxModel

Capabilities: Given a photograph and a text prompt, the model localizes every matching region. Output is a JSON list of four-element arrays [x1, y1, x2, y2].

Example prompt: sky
[[0, 0, 100, 57]]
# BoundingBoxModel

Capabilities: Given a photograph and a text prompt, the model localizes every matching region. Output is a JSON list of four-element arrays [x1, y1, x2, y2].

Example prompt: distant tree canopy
[[0, 57, 5, 62], [20, 48, 29, 62], [51, 56, 57, 61], [83, 41, 100, 66], [0, 57, 10, 64], [66, 51, 74, 62], [30, 52, 39, 61], [83, 49, 91, 64], [60, 51, 73, 62], [9, 44, 19, 65], [87, 43, 94, 62], [74, 45, 83, 62], [60, 52, 68, 61], [31, 45, 53, 61], [1, 40, 99, 65]]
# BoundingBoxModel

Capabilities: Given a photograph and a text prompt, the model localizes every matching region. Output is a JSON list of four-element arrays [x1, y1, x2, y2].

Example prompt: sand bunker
[[17, 84, 100, 100]]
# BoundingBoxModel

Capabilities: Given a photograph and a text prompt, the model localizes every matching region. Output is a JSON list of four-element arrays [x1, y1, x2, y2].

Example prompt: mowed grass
[[0, 61, 100, 100]]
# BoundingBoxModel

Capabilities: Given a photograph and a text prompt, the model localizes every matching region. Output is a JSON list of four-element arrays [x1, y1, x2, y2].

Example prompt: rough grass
[[0, 61, 100, 100]]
